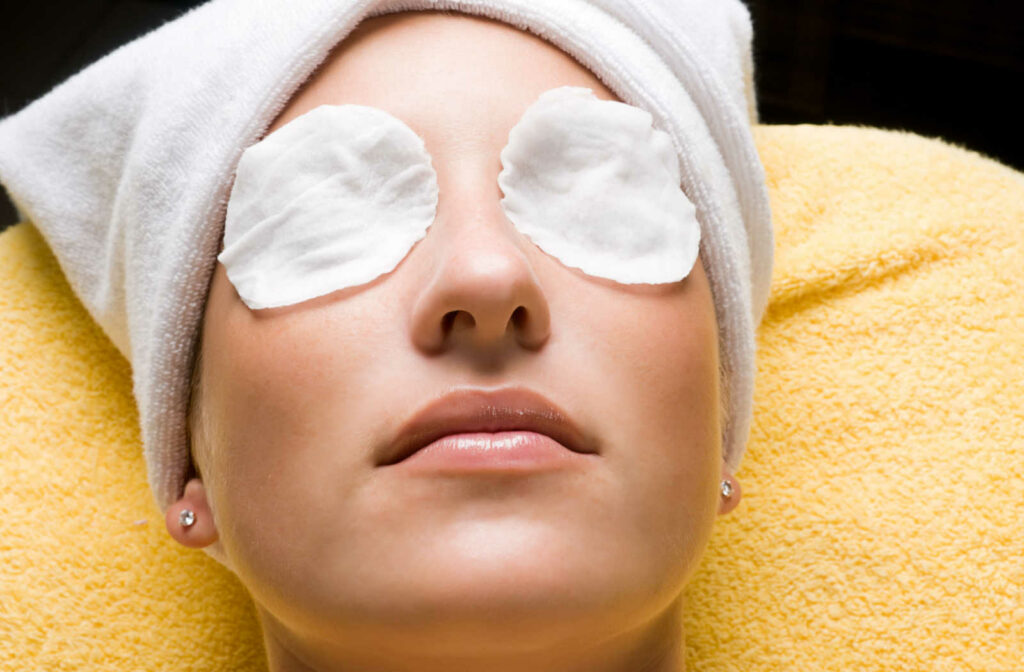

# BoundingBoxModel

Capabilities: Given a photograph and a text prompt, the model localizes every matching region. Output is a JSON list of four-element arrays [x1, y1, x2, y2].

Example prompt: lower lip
[[393, 431, 595, 473]]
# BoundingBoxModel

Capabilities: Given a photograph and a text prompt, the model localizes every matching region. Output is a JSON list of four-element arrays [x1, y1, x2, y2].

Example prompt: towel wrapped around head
[[0, 0, 773, 514]]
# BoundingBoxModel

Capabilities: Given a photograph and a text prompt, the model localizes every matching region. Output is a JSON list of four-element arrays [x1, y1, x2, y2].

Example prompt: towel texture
[[2, 123, 1021, 670], [0, 0, 771, 517]]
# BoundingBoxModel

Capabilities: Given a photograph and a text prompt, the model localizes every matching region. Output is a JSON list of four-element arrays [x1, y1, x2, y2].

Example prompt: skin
[[166, 10, 742, 672]]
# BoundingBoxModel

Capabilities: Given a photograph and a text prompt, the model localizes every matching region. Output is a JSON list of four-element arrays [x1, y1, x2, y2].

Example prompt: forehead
[[267, 10, 622, 156]]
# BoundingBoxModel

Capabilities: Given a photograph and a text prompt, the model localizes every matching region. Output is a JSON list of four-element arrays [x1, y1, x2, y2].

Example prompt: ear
[[718, 472, 742, 516], [165, 477, 220, 549]]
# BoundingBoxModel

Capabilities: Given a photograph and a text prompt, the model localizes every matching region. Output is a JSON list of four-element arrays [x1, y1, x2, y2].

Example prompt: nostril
[[511, 306, 528, 329], [441, 310, 476, 335], [441, 311, 457, 335]]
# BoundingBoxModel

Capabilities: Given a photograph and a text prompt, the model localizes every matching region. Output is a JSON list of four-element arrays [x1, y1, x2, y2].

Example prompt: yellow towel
[[1, 123, 1021, 671]]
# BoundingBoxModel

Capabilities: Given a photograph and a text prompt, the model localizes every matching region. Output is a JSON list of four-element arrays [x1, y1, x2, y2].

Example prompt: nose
[[409, 201, 551, 355]]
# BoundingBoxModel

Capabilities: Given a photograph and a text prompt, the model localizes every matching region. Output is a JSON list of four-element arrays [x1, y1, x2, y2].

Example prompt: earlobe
[[718, 473, 742, 515], [165, 477, 220, 548]]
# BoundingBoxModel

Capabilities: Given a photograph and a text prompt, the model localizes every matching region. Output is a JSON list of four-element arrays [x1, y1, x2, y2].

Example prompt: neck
[[260, 595, 686, 672]]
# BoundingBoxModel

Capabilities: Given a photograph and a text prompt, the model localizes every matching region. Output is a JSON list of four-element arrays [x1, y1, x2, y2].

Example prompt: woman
[[0, 1, 772, 670]]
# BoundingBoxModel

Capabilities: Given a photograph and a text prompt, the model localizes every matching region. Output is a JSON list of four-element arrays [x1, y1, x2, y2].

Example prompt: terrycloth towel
[[0, 0, 772, 516], [1, 123, 1021, 670]]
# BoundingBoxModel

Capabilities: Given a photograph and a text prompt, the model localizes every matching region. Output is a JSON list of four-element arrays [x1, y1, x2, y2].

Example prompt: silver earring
[[720, 479, 733, 499], [179, 509, 196, 528]]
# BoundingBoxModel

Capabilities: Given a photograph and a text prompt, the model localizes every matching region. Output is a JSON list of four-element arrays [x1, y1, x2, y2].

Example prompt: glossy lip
[[377, 387, 598, 467]]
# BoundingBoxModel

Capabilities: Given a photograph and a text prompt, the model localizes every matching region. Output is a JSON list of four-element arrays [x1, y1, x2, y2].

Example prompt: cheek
[[207, 306, 370, 456], [558, 259, 720, 457], [197, 265, 392, 568], [550, 258, 723, 561]]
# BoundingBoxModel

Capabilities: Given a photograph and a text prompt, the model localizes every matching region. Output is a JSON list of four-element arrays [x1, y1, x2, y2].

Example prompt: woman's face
[[179, 10, 734, 668]]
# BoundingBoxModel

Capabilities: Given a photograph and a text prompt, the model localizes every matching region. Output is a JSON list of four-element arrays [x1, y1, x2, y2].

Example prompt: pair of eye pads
[[219, 85, 701, 310]]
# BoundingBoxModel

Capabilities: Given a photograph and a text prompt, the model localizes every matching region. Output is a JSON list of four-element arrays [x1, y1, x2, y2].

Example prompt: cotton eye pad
[[218, 104, 439, 310], [497, 86, 700, 284]]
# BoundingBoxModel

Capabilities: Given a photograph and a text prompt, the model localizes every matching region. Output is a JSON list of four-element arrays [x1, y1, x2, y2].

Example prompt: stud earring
[[720, 479, 733, 499], [179, 509, 196, 528]]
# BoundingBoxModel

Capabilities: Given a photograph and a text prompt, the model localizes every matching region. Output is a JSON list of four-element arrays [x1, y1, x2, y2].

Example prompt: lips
[[377, 387, 597, 466]]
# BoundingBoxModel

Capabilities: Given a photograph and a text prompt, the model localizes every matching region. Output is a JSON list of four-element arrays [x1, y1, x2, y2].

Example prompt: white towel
[[0, 0, 773, 516]]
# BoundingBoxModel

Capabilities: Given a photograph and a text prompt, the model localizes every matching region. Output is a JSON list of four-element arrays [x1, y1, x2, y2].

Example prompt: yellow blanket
[[2, 124, 1021, 670]]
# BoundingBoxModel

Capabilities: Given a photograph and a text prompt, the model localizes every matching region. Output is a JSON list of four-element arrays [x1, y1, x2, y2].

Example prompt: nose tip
[[409, 225, 551, 355]]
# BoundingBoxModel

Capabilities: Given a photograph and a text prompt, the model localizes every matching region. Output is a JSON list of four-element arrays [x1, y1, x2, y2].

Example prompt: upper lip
[[377, 387, 598, 466]]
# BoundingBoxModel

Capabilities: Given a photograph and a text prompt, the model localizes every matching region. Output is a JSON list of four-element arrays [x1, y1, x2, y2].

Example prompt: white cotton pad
[[218, 104, 439, 310], [497, 86, 700, 284]]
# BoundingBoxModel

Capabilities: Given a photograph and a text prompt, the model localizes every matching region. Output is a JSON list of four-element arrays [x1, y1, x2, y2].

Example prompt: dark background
[[1, 0, 1022, 232]]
